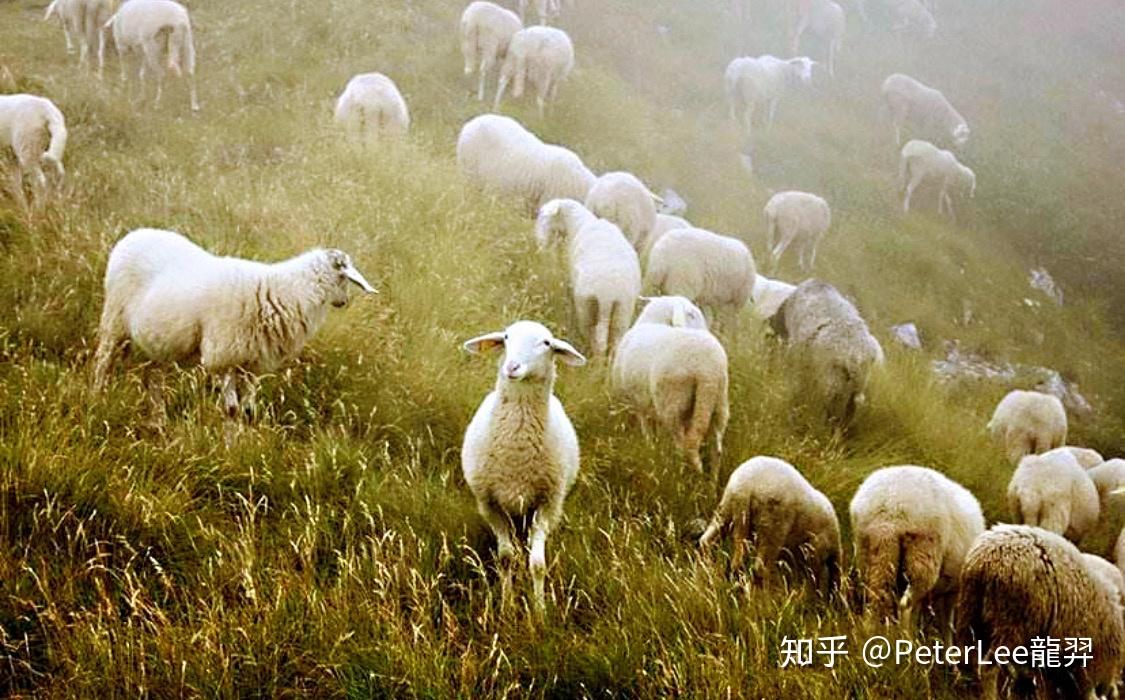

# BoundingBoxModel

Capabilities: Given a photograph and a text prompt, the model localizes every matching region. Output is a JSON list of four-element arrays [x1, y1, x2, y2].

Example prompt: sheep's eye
[[503, 334, 508, 341], [542, 340, 551, 347]]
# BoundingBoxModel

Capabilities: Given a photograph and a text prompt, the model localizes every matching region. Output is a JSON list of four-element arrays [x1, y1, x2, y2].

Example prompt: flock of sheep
[[2, 0, 1121, 697]]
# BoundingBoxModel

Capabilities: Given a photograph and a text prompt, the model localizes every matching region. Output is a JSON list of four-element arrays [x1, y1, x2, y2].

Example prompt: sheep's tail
[[1036, 503, 1070, 537], [42, 102, 67, 178], [857, 523, 901, 621], [896, 530, 942, 625], [684, 372, 722, 471]]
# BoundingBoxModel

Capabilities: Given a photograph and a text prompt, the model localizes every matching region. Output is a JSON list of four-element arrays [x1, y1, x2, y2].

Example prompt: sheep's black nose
[[332, 299, 347, 308]]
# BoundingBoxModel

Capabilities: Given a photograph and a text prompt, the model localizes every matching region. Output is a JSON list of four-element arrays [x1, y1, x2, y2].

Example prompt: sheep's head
[[635, 296, 708, 330], [321, 249, 376, 307], [463, 321, 585, 384], [534, 198, 576, 250], [787, 57, 816, 86], [952, 123, 970, 147]]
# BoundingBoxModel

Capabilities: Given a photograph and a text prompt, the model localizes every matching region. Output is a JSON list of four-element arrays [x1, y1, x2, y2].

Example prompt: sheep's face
[[787, 57, 816, 86], [323, 249, 376, 307], [953, 124, 970, 147], [463, 321, 586, 383], [534, 200, 568, 250], [637, 296, 708, 330]]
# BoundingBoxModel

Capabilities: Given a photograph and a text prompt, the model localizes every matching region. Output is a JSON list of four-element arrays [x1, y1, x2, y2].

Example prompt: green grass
[[0, 0, 1123, 695]]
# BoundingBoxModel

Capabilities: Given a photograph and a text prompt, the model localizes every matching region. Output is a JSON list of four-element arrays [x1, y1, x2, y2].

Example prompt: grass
[[0, 0, 1123, 695]]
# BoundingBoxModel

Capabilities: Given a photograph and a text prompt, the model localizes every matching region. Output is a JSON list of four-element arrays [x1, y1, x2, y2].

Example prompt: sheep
[[700, 456, 841, 592], [849, 465, 985, 629], [0, 94, 67, 209], [494, 26, 574, 119], [750, 274, 796, 319], [456, 113, 596, 215], [645, 226, 756, 325], [461, 320, 586, 613], [1087, 458, 1125, 505], [724, 54, 816, 135], [44, 0, 114, 74], [611, 296, 729, 475], [461, 2, 522, 102], [518, 0, 560, 25], [987, 389, 1068, 466], [105, 0, 200, 111], [1006, 450, 1099, 543], [882, 73, 968, 148], [1083, 552, 1125, 606], [898, 139, 975, 219], [769, 279, 884, 422], [1116, 527, 1125, 583], [1044, 445, 1105, 470], [333, 73, 410, 139], [886, 0, 936, 37], [584, 171, 661, 256], [91, 228, 376, 416], [763, 190, 831, 272], [956, 525, 1125, 700], [535, 199, 641, 357], [791, 0, 845, 77], [644, 213, 690, 257]]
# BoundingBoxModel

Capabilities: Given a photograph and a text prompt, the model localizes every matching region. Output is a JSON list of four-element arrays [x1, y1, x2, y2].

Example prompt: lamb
[[105, 0, 200, 111], [791, 0, 845, 77], [645, 227, 756, 324], [987, 389, 1068, 466], [535, 198, 641, 357], [611, 296, 729, 475], [0, 94, 67, 209], [461, 320, 586, 612], [644, 213, 690, 257], [769, 279, 884, 422], [1006, 450, 1099, 543], [749, 274, 796, 319], [882, 73, 968, 148], [1044, 445, 1105, 470], [898, 139, 975, 218], [584, 171, 660, 256], [494, 26, 575, 118], [849, 465, 985, 628], [763, 190, 831, 272], [1087, 458, 1125, 506], [956, 525, 1125, 700], [456, 114, 596, 214], [44, 0, 114, 74], [460, 2, 522, 102], [724, 54, 816, 135], [334, 73, 410, 139], [886, 0, 936, 38], [700, 456, 841, 592], [91, 228, 376, 416]]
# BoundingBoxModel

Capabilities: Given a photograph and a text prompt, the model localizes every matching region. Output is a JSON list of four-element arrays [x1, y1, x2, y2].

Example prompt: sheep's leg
[[92, 325, 126, 390], [729, 514, 751, 573], [528, 510, 552, 615], [140, 39, 163, 106], [771, 226, 798, 271], [828, 41, 837, 77], [903, 171, 924, 213], [220, 371, 240, 419], [744, 100, 756, 135], [143, 362, 168, 425], [477, 56, 490, 102], [6, 164, 29, 212], [240, 374, 260, 421], [493, 73, 510, 111], [767, 98, 779, 129], [479, 505, 517, 611]]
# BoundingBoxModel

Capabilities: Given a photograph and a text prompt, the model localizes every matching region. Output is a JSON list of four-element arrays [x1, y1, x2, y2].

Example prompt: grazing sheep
[[791, 0, 845, 77], [887, 0, 936, 37], [494, 26, 574, 118], [461, 320, 586, 612], [645, 227, 756, 324], [457, 113, 595, 214], [882, 74, 968, 148], [1083, 552, 1125, 606], [1116, 527, 1125, 583], [105, 0, 200, 111], [724, 55, 816, 135], [645, 213, 690, 257], [750, 274, 796, 319], [91, 228, 376, 416], [1044, 445, 1104, 470], [334, 73, 410, 139], [517, 0, 562, 24], [987, 389, 1068, 466], [461, 2, 522, 102], [45, 0, 114, 74], [612, 296, 729, 475], [535, 198, 641, 357], [1087, 458, 1125, 505], [1006, 450, 1099, 543], [898, 139, 975, 218], [957, 525, 1125, 700], [763, 190, 831, 272], [584, 171, 660, 256], [0, 94, 67, 208], [700, 456, 841, 591], [770, 279, 884, 422], [850, 465, 985, 628]]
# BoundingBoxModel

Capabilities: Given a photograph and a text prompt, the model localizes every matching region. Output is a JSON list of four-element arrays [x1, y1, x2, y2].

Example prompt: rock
[[890, 323, 922, 350], [1029, 267, 1064, 305], [658, 188, 687, 216]]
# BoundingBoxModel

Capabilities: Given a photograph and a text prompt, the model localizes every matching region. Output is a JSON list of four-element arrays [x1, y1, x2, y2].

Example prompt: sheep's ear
[[344, 262, 377, 293], [550, 338, 586, 366], [463, 332, 506, 355]]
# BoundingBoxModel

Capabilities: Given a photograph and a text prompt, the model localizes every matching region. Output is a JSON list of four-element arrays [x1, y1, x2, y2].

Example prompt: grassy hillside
[[0, 0, 1123, 695]]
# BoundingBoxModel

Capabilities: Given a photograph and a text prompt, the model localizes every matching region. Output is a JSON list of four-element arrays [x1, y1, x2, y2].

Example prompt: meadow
[[0, 0, 1123, 695]]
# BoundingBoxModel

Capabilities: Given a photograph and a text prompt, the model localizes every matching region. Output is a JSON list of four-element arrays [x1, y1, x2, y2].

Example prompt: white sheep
[[770, 279, 884, 422], [105, 0, 200, 111], [791, 0, 845, 77], [987, 389, 1068, 466], [44, 0, 114, 74], [535, 198, 641, 357], [749, 274, 796, 319], [882, 73, 968, 148], [957, 525, 1125, 700], [456, 113, 596, 214], [763, 190, 831, 272], [494, 26, 575, 118], [645, 226, 756, 324], [645, 213, 690, 258], [1006, 450, 1099, 543], [460, 2, 522, 102], [91, 228, 376, 415], [0, 94, 67, 209], [700, 456, 841, 591], [724, 54, 815, 135], [1083, 552, 1125, 607], [461, 320, 586, 612], [334, 73, 410, 139], [849, 465, 985, 628], [898, 139, 975, 218], [517, 0, 563, 25], [584, 171, 660, 256], [1043, 445, 1104, 470], [1116, 526, 1125, 584], [886, 0, 936, 37], [1087, 458, 1125, 506], [612, 296, 729, 474]]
